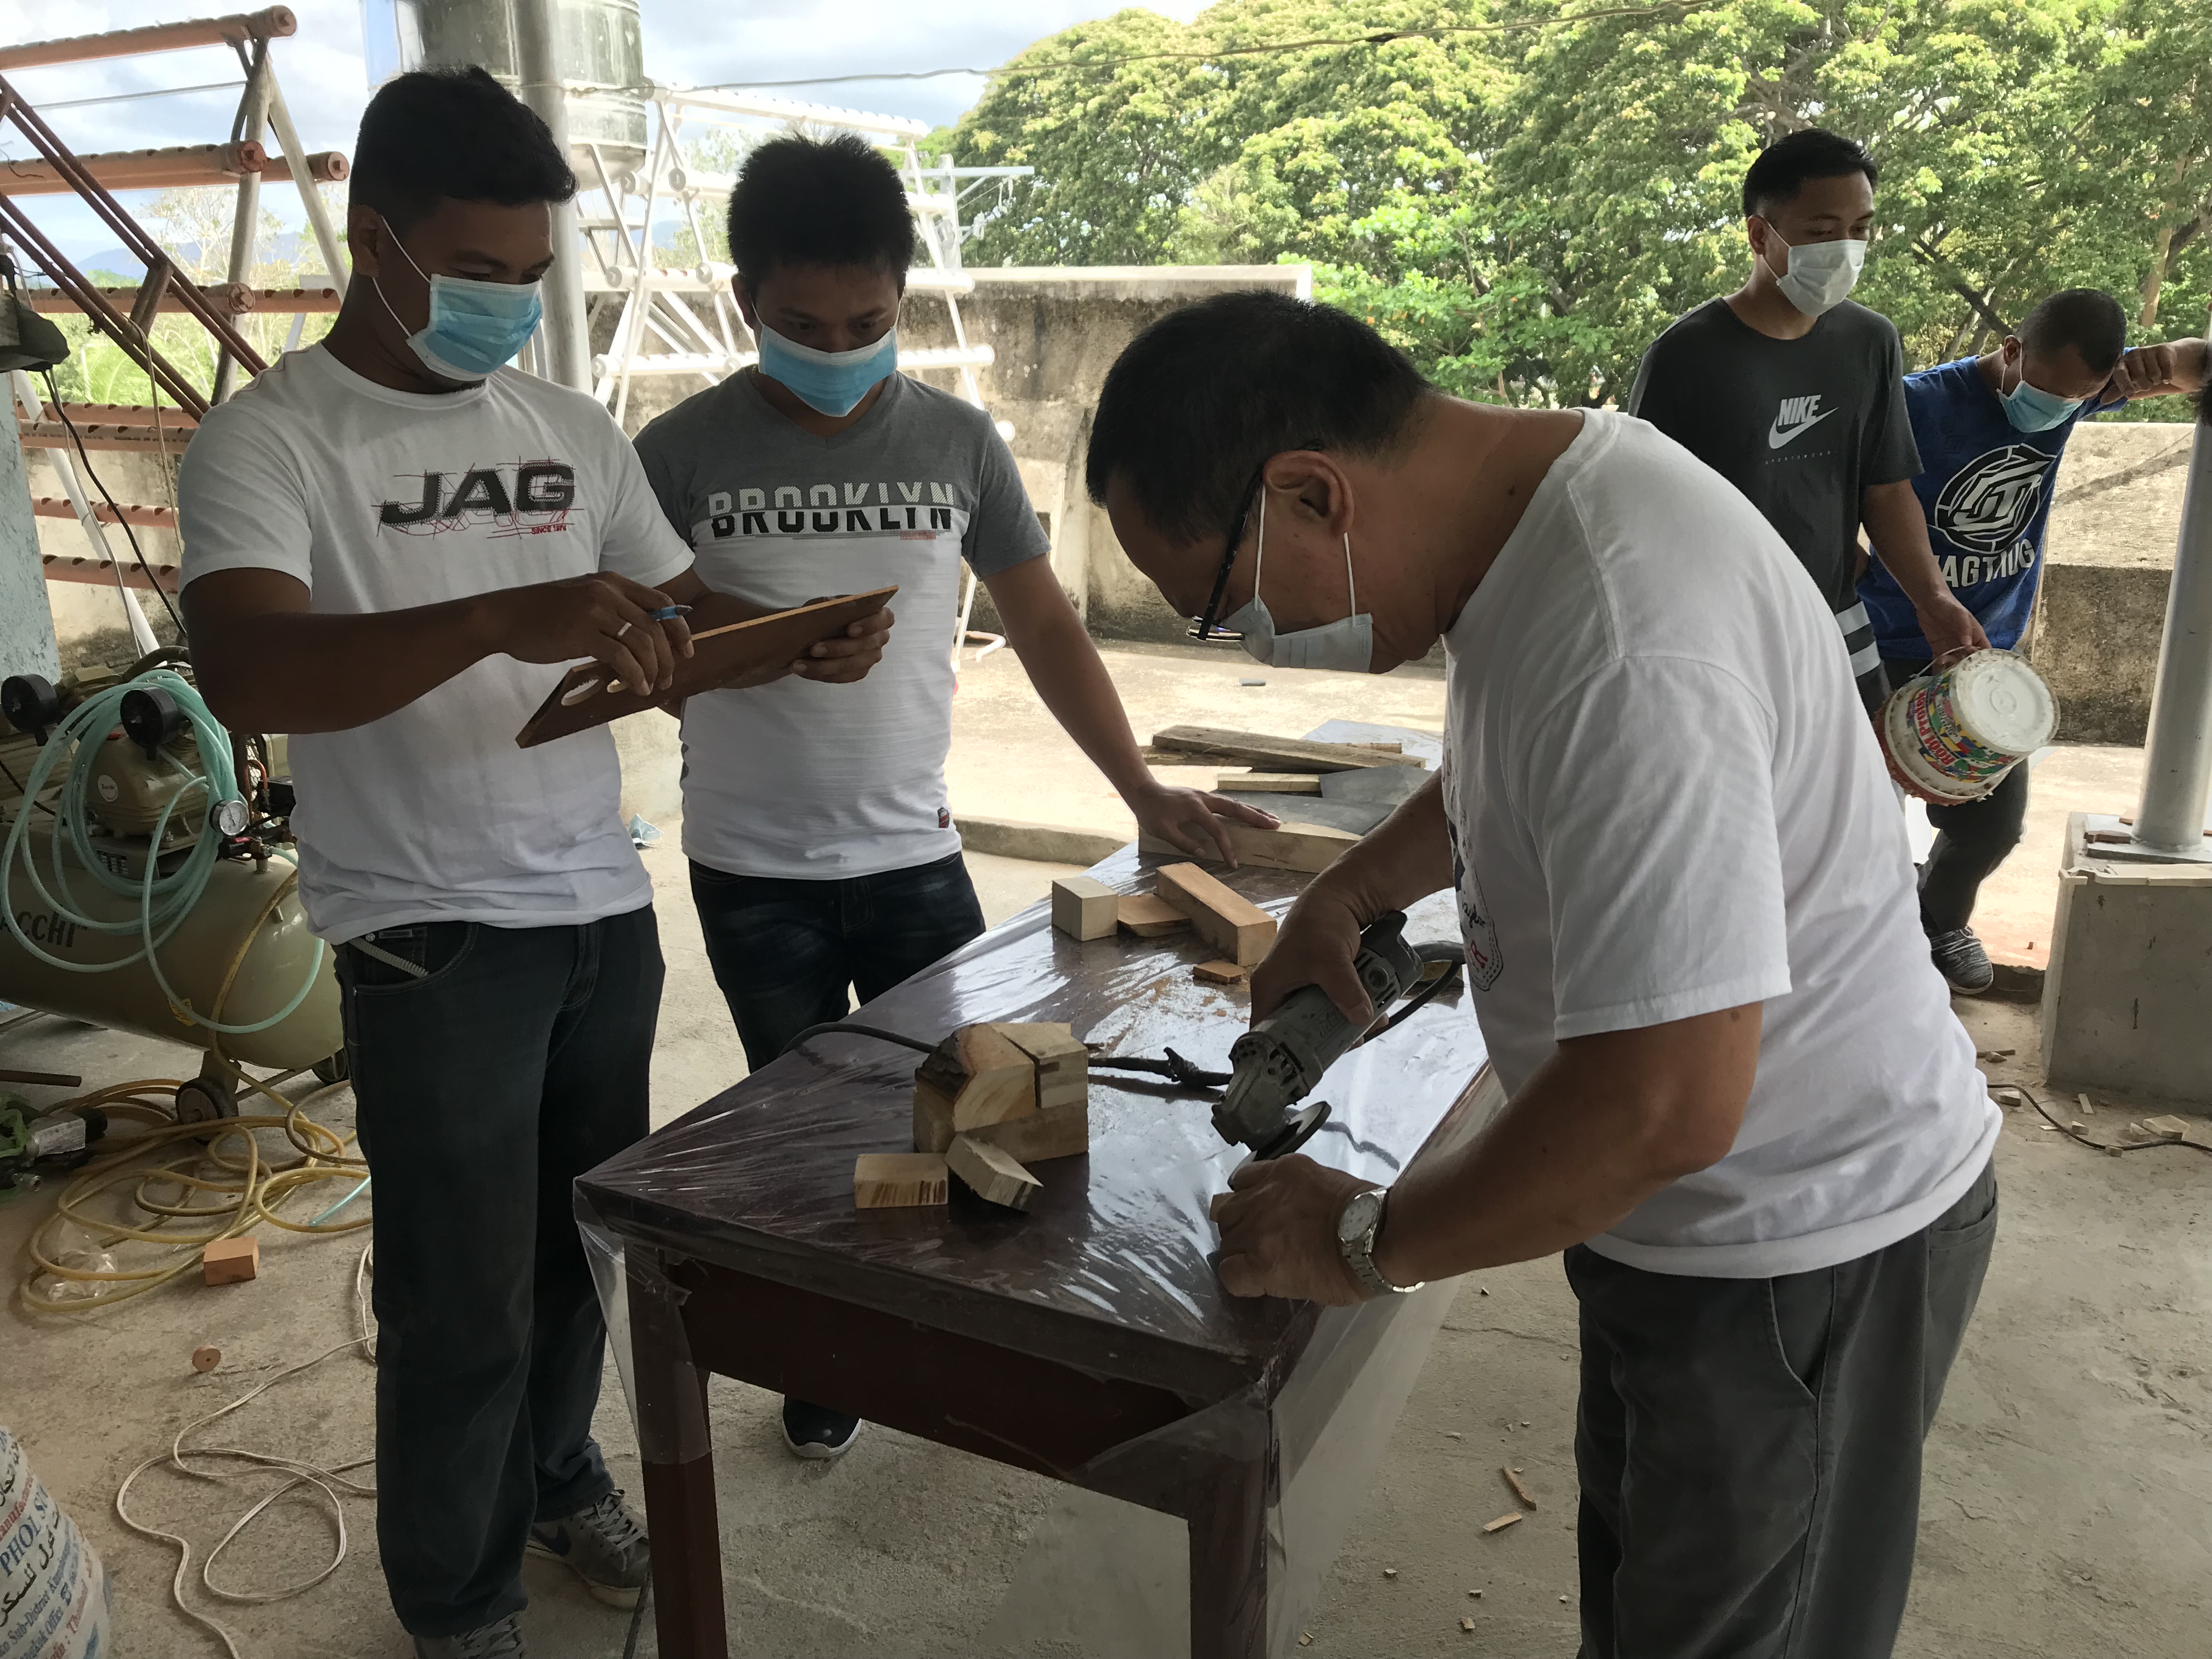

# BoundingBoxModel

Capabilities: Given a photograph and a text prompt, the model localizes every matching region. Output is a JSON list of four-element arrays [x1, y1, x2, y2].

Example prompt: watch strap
[[1340, 1187, 1421, 1296]]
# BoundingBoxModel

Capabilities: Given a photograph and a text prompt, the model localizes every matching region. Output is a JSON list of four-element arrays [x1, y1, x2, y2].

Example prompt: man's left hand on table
[[1128, 783, 1279, 866], [1211, 1154, 1376, 1305]]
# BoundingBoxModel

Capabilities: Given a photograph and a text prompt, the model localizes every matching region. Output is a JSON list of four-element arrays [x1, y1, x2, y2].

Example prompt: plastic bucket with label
[[1, 1425, 113, 1659], [1877, 649, 2057, 805]]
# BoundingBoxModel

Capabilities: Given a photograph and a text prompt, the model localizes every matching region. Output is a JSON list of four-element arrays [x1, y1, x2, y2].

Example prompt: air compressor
[[0, 657, 342, 1120]]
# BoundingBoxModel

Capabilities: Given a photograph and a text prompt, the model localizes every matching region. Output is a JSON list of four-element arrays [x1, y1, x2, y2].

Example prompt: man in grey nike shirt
[[1629, 128, 1985, 708]]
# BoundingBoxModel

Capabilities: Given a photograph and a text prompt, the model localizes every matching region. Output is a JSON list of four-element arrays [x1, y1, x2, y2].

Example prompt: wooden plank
[[854, 1153, 949, 1208], [947, 1134, 1043, 1211], [1050, 876, 1119, 941], [1194, 961, 1249, 986], [1156, 862, 1277, 967], [1502, 1466, 1537, 1508], [1139, 819, 1361, 876], [1481, 1512, 1522, 1534], [1117, 894, 1193, 936], [515, 588, 896, 748], [1150, 725, 1425, 773], [916, 1088, 1088, 1162], [1227, 773, 1322, 794]]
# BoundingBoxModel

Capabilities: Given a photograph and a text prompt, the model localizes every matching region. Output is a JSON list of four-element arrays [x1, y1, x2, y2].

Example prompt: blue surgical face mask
[[373, 218, 543, 382], [1999, 353, 2087, 433], [755, 321, 898, 417], [1217, 490, 1376, 674]]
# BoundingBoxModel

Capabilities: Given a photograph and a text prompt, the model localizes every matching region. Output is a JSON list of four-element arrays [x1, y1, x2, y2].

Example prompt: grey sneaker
[[414, 1613, 527, 1657], [1930, 927, 1995, 994], [527, 1491, 650, 1608]]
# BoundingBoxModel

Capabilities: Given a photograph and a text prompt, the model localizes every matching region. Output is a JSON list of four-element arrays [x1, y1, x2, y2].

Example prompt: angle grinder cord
[[1, 668, 325, 1035], [780, 1020, 939, 1058]]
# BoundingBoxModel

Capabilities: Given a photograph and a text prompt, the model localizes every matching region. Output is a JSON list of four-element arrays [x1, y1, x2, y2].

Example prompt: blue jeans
[[688, 851, 986, 1071], [337, 909, 662, 1637]]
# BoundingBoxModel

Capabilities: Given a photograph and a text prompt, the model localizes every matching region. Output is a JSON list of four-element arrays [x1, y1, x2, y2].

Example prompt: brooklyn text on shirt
[[377, 457, 579, 539], [691, 481, 967, 542]]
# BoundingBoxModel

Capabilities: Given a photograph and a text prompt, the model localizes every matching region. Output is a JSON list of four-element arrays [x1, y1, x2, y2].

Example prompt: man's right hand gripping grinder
[[1211, 910, 1463, 1161]]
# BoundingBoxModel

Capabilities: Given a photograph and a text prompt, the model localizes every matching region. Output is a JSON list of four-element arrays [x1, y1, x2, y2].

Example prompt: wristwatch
[[1336, 1186, 1421, 1297]]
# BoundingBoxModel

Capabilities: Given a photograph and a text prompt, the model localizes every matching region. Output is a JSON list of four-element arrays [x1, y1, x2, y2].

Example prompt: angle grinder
[[1211, 910, 1460, 1160]]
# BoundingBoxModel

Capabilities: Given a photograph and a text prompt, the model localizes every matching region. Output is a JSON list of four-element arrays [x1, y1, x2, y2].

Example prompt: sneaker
[[781, 1397, 864, 1462], [1929, 927, 1994, 994], [414, 1613, 527, 1658], [527, 1491, 650, 1609]]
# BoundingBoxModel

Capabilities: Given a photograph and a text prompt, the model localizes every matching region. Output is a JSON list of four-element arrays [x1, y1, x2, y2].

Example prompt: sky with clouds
[[2, 0, 1206, 262]]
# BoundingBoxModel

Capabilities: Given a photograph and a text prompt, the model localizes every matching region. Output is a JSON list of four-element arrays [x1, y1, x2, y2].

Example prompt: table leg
[[628, 1256, 727, 1659], [1186, 1452, 1268, 1659]]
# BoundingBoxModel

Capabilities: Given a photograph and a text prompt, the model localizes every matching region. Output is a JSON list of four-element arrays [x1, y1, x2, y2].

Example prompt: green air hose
[[1, 669, 325, 1036]]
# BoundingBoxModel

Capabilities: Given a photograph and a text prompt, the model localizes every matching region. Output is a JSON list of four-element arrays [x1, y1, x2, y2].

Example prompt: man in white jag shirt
[[1087, 290, 2000, 1659], [177, 69, 890, 1659]]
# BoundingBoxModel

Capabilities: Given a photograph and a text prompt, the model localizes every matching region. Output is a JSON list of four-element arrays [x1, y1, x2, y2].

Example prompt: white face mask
[[1767, 229, 1866, 318], [1217, 490, 1376, 673]]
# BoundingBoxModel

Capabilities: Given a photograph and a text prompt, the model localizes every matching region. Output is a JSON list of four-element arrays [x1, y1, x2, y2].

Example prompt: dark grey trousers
[[1567, 1159, 1998, 1659], [340, 910, 663, 1638]]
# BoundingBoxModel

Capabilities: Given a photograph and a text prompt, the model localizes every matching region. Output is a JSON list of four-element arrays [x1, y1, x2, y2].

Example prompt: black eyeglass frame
[[1186, 441, 1322, 644]]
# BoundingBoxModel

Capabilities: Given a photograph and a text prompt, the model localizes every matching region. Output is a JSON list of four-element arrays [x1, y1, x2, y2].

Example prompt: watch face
[[1337, 1188, 1381, 1244]]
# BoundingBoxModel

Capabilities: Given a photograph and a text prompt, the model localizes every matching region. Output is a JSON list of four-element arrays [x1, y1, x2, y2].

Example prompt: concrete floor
[[2, 647, 2207, 1658]]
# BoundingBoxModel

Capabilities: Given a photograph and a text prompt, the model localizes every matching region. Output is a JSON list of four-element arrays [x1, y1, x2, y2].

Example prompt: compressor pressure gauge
[[212, 797, 251, 837]]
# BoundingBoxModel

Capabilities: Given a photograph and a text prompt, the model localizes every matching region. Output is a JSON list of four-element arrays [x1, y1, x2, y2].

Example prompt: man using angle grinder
[[176, 70, 892, 1659], [630, 133, 1275, 1462], [1088, 291, 1998, 1659], [1630, 128, 1988, 709], [1859, 288, 2209, 992]]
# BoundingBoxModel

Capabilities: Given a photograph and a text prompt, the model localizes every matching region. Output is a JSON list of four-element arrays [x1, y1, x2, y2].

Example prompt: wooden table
[[577, 839, 1493, 1658]]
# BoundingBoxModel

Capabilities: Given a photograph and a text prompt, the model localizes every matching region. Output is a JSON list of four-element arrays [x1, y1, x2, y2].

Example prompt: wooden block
[[1481, 1512, 1522, 1534], [1195, 960, 1249, 985], [1050, 875, 1120, 940], [1149, 724, 1426, 772], [995, 1022, 1090, 1113], [2140, 1114, 2191, 1141], [202, 1235, 259, 1286], [1229, 773, 1322, 794], [854, 1152, 949, 1208], [968, 1099, 1088, 1163], [1155, 862, 1277, 967], [1118, 893, 1193, 935], [913, 1078, 956, 1154], [913, 1023, 1037, 1132], [1502, 1466, 1536, 1508], [946, 1133, 1043, 1211], [1139, 819, 1361, 876]]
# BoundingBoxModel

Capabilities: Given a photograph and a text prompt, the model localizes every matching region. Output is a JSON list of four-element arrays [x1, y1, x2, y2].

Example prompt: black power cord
[[1995, 1082, 2212, 1158], [37, 366, 187, 636]]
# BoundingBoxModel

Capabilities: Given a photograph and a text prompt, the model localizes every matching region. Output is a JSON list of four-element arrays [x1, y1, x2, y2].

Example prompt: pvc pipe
[[0, 8, 295, 71], [263, 75, 348, 297], [513, 0, 591, 392], [2134, 401, 2212, 853]]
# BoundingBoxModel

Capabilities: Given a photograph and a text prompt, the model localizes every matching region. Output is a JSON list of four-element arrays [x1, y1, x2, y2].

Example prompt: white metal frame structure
[[578, 86, 1029, 660]]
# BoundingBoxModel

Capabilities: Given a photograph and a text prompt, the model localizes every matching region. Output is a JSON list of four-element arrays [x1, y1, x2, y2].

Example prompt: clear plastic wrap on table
[[577, 821, 1498, 1653]]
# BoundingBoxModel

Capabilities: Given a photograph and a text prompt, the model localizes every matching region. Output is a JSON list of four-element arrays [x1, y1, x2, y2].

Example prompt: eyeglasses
[[1187, 443, 1319, 644]]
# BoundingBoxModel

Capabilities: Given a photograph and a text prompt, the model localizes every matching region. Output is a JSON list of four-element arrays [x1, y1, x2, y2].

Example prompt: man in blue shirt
[[1861, 289, 2208, 992]]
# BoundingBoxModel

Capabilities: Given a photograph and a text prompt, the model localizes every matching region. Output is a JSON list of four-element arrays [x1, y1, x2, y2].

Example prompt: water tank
[[359, 0, 648, 168]]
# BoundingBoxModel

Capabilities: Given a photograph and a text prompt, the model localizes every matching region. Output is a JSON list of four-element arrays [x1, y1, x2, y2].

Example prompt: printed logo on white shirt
[[1767, 394, 1836, 450], [378, 461, 579, 534], [1446, 812, 1503, 991], [694, 480, 962, 542]]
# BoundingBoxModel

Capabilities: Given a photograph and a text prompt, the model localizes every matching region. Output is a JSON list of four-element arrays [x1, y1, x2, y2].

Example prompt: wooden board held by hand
[[516, 587, 898, 749]]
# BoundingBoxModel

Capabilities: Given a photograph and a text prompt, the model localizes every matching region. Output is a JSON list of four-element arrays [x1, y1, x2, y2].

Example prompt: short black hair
[[728, 133, 917, 290], [1086, 290, 1432, 544], [1742, 128, 1878, 220], [2018, 288, 2128, 374], [351, 67, 575, 234]]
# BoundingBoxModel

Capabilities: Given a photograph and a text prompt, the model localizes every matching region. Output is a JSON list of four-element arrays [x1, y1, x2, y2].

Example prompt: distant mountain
[[49, 231, 329, 284]]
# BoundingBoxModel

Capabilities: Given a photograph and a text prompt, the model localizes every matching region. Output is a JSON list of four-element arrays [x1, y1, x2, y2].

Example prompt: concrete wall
[[24, 442, 186, 669], [2033, 421, 2197, 744], [2, 403, 60, 683]]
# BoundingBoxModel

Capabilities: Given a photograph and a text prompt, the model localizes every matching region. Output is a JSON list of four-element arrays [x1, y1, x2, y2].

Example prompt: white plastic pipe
[[2134, 402, 2212, 854], [11, 371, 159, 656]]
